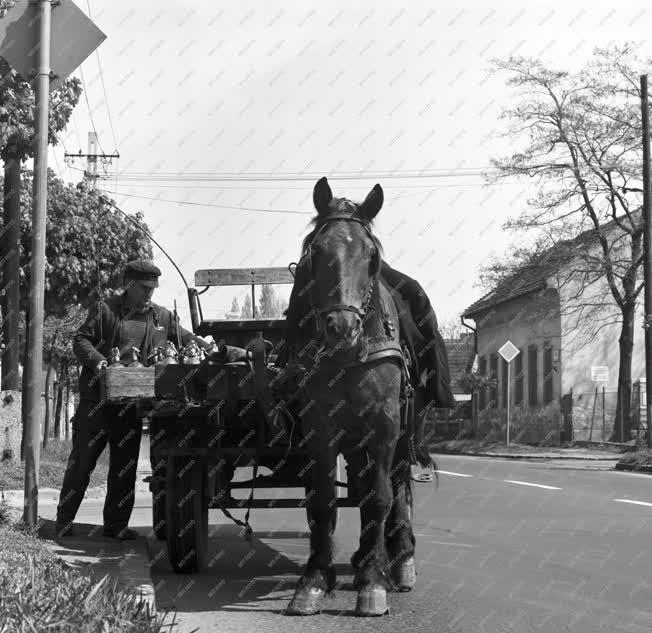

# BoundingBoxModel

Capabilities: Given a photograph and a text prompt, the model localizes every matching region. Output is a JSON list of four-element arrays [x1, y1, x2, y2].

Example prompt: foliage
[[0, 438, 109, 490], [0, 1, 82, 161], [230, 296, 239, 314], [240, 293, 252, 318], [457, 369, 497, 394], [0, 524, 172, 633], [0, 169, 153, 317]]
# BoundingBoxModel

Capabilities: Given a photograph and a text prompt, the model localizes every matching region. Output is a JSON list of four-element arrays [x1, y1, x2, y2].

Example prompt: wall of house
[[557, 272, 646, 396], [472, 288, 563, 444]]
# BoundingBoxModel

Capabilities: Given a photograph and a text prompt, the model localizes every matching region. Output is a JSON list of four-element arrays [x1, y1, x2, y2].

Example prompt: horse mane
[[300, 197, 384, 258]]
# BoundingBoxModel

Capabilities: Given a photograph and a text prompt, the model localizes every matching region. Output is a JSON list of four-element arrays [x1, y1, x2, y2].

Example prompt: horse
[[283, 177, 419, 617]]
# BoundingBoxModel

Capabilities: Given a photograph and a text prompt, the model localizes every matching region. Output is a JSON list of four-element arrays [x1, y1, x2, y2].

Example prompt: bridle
[[300, 214, 381, 338]]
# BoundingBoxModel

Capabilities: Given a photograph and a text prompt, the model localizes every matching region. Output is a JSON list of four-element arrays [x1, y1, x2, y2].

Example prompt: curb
[[1, 486, 107, 505], [429, 449, 622, 461]]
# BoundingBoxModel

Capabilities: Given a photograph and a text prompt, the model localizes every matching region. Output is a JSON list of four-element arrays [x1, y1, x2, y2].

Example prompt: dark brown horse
[[284, 177, 418, 617]]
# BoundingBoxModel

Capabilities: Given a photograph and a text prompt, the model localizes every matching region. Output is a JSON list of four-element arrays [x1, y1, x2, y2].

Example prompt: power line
[[101, 190, 313, 215], [78, 64, 105, 155], [85, 0, 118, 152]]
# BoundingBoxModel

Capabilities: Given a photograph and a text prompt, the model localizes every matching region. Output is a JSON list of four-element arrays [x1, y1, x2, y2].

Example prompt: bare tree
[[489, 44, 649, 441]]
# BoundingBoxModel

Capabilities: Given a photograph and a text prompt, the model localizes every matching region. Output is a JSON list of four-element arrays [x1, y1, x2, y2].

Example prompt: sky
[[41, 0, 652, 329]]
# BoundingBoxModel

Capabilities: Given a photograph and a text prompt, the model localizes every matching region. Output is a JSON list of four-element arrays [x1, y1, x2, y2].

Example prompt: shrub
[[0, 524, 174, 633]]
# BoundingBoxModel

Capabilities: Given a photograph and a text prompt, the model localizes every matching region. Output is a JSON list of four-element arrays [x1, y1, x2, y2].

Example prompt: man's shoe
[[103, 526, 138, 540], [54, 521, 74, 537]]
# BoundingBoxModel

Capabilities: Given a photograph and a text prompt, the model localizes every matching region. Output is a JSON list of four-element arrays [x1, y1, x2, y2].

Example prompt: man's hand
[[94, 360, 108, 375]]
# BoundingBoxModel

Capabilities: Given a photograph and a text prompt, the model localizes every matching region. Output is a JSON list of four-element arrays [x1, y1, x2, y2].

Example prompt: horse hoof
[[286, 587, 325, 616], [355, 586, 389, 617], [392, 557, 416, 592]]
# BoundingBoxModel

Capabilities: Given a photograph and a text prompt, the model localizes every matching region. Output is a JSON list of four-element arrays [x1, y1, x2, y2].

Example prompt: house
[[461, 218, 645, 444]]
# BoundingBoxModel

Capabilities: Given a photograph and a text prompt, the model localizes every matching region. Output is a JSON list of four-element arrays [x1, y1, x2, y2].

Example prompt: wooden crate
[[100, 366, 156, 401], [204, 364, 256, 401], [154, 364, 203, 400]]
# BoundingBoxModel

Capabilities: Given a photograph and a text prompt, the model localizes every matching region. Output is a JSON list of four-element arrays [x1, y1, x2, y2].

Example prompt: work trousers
[[56, 398, 143, 531]]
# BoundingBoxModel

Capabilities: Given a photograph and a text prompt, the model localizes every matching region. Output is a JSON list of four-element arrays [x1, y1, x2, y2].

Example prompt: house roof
[[462, 215, 632, 318], [444, 335, 475, 395]]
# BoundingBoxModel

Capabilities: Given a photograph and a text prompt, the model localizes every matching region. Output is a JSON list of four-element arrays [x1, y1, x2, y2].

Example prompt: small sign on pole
[[591, 366, 609, 383], [498, 340, 520, 445]]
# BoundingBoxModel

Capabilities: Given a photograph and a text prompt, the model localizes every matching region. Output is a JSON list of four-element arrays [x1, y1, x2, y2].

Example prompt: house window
[[489, 353, 498, 408], [514, 350, 524, 405], [501, 357, 508, 408], [543, 344, 553, 404], [478, 356, 487, 410], [528, 345, 538, 406]]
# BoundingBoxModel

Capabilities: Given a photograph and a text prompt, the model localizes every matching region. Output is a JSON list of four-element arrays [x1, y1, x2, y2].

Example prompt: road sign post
[[498, 341, 520, 446], [22, 0, 52, 528]]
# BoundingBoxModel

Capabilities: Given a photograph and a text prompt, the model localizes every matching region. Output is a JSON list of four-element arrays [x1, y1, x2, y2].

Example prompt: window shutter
[[501, 357, 508, 408], [489, 353, 498, 408], [514, 350, 523, 405], [543, 344, 553, 404], [479, 356, 487, 410], [528, 345, 538, 406]]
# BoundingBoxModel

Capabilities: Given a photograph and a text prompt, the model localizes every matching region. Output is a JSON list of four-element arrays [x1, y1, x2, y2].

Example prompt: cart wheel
[[166, 457, 208, 573]]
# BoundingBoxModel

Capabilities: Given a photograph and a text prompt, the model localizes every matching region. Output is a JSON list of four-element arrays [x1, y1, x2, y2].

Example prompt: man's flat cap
[[124, 259, 161, 287]]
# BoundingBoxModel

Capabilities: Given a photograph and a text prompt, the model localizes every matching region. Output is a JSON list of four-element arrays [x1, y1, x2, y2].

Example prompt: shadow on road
[[149, 523, 360, 614]]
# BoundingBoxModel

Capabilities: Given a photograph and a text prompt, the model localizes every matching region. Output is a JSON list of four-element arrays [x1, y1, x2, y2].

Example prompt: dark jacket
[[380, 261, 456, 409], [73, 293, 202, 401]]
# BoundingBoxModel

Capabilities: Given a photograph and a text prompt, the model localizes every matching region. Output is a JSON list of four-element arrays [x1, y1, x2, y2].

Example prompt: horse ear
[[359, 184, 383, 221], [313, 177, 333, 215]]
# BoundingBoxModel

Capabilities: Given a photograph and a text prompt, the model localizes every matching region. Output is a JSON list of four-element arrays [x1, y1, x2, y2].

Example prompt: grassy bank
[[615, 449, 652, 472], [0, 439, 110, 490], [0, 519, 170, 632]]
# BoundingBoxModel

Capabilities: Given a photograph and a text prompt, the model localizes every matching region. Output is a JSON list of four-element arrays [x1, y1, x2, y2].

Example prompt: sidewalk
[[429, 439, 628, 461]]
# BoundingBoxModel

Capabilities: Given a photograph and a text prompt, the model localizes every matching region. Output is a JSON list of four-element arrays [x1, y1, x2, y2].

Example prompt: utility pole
[[64, 132, 119, 190], [641, 74, 652, 450], [23, 0, 52, 527]]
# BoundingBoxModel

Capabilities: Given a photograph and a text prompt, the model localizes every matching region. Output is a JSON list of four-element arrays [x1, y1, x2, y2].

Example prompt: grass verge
[[0, 520, 175, 632], [615, 449, 652, 472], [0, 439, 110, 490]]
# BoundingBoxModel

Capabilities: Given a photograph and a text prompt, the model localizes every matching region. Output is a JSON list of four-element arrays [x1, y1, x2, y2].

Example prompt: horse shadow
[[148, 522, 360, 615]]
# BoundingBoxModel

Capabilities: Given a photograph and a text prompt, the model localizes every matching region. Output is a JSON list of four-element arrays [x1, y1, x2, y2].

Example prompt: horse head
[[300, 177, 384, 351]]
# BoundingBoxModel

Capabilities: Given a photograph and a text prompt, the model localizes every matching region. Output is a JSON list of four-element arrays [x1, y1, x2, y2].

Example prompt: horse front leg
[[286, 439, 337, 616], [353, 438, 396, 616]]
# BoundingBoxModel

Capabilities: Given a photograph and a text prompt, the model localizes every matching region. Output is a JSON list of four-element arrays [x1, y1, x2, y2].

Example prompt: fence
[[565, 382, 648, 443]]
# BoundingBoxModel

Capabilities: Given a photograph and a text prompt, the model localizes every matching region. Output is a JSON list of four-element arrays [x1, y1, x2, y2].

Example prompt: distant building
[[462, 218, 645, 444]]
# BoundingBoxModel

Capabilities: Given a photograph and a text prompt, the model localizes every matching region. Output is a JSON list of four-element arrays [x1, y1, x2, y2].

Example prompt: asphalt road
[[37, 452, 652, 633], [138, 455, 650, 633]]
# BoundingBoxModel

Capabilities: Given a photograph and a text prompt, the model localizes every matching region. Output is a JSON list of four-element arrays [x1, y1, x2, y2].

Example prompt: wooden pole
[[23, 0, 52, 526], [641, 74, 652, 449]]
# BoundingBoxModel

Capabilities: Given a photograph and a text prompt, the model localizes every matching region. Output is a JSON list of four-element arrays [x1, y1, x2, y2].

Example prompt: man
[[55, 259, 210, 539]]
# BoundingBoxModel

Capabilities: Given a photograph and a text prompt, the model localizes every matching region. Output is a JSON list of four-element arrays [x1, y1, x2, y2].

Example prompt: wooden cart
[[106, 268, 353, 573]]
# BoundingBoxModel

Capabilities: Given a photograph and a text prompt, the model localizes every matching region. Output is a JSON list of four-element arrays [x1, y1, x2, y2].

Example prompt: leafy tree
[[259, 284, 278, 318], [1, 0, 83, 388], [0, 169, 154, 316], [230, 296, 239, 314], [489, 44, 649, 441], [240, 293, 252, 318]]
